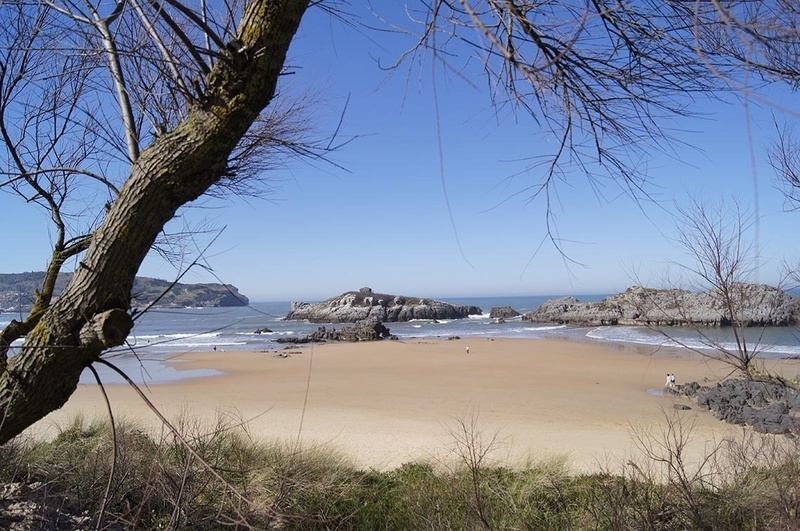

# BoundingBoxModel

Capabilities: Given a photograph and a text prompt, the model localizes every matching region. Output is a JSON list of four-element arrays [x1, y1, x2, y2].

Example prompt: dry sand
[[35, 338, 800, 473]]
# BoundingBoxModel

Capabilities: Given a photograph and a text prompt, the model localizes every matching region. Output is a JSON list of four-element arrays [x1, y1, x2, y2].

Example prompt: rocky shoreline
[[523, 284, 799, 327], [669, 379, 800, 435], [272, 283, 800, 345]]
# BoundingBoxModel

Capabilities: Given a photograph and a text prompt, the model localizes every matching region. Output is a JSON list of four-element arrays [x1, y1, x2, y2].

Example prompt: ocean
[[2, 294, 799, 385]]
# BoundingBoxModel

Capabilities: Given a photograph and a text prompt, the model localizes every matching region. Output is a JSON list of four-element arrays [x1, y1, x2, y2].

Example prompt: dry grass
[[1, 411, 799, 529]]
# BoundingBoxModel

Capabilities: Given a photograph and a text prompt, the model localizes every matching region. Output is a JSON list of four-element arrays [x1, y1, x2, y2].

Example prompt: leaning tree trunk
[[0, 0, 309, 445]]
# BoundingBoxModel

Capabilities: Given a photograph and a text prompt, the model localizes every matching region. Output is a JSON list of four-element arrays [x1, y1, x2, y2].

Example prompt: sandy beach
[[35, 338, 800, 473]]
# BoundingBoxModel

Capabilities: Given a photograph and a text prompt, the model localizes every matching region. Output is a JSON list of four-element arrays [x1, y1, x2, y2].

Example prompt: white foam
[[523, 324, 567, 332], [585, 326, 800, 357], [174, 340, 246, 348], [134, 332, 221, 341]]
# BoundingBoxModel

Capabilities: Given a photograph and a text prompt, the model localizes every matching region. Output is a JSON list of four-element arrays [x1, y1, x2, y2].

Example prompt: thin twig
[[94, 358, 256, 511], [88, 364, 117, 531]]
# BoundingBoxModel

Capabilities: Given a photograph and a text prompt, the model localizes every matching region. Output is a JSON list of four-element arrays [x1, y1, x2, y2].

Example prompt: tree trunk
[[0, 0, 309, 445]]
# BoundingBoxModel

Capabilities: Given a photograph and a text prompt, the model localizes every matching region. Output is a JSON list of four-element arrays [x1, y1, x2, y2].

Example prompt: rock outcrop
[[277, 318, 393, 343], [669, 380, 800, 434], [0, 482, 92, 530], [523, 284, 799, 327], [490, 306, 520, 319], [285, 287, 482, 323]]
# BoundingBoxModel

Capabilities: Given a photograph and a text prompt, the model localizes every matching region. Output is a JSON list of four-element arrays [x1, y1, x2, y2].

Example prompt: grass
[[1, 413, 800, 530]]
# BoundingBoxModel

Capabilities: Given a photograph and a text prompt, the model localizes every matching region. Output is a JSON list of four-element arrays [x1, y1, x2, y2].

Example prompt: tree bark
[[0, 0, 309, 445]]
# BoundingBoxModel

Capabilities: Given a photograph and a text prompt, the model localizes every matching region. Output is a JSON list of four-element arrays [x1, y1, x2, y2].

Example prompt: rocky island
[[523, 284, 799, 327], [284, 287, 482, 323]]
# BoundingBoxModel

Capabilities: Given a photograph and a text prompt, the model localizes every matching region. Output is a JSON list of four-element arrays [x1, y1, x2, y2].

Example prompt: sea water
[[1, 295, 798, 385]]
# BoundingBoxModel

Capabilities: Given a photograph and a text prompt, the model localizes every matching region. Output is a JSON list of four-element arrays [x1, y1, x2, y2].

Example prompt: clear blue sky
[[2, 4, 797, 302]]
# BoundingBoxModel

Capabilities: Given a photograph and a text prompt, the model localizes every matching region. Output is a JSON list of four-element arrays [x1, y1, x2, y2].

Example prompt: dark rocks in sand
[[668, 379, 800, 434], [285, 287, 482, 323], [276, 336, 316, 344], [522, 284, 799, 327], [276, 318, 393, 344]]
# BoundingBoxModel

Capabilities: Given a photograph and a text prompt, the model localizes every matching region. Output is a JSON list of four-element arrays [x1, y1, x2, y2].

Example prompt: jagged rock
[[523, 284, 799, 327], [285, 288, 482, 323], [670, 379, 800, 434], [254, 327, 273, 334], [490, 306, 520, 319], [277, 318, 393, 343]]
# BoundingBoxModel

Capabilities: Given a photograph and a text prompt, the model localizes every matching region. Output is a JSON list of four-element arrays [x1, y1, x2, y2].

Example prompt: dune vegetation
[[2, 412, 799, 530]]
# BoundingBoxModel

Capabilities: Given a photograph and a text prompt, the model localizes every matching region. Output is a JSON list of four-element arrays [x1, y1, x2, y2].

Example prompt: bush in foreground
[[1, 415, 799, 530]]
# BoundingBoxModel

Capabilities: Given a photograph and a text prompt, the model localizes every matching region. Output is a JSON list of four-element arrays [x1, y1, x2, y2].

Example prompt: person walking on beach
[[466, 345, 470, 354]]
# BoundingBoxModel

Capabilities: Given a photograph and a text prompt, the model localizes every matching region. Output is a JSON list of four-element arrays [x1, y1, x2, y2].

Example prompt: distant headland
[[0, 272, 249, 310]]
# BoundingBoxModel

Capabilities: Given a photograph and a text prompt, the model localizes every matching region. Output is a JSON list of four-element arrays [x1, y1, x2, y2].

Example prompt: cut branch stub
[[78, 309, 133, 351]]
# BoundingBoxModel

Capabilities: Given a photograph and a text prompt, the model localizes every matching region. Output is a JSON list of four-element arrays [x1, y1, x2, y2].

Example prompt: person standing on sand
[[466, 345, 470, 354]]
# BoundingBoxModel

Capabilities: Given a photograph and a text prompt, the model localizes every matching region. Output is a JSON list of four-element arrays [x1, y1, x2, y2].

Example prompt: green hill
[[0, 272, 249, 310]]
